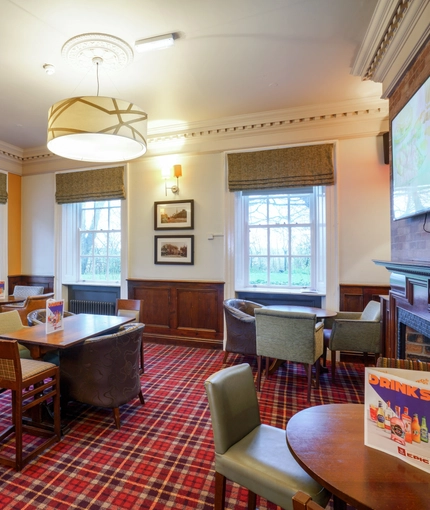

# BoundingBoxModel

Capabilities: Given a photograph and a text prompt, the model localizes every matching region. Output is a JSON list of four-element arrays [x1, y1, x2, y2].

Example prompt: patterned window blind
[[227, 143, 334, 191], [55, 166, 125, 204], [0, 173, 7, 204]]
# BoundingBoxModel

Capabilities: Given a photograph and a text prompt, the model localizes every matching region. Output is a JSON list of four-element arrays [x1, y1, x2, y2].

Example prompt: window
[[236, 187, 326, 291], [79, 200, 121, 282]]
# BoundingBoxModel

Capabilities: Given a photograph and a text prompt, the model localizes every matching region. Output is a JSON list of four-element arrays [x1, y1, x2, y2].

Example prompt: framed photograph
[[154, 200, 194, 230], [154, 235, 194, 265]]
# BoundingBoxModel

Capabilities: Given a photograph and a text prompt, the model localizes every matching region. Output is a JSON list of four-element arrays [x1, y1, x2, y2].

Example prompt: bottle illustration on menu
[[421, 416, 428, 443], [384, 401, 392, 433], [412, 414, 421, 443], [390, 405, 405, 445], [402, 407, 412, 444], [377, 401, 385, 429]]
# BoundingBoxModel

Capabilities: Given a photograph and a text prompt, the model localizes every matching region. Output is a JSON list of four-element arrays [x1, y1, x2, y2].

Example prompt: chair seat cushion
[[21, 359, 56, 380], [216, 424, 330, 510]]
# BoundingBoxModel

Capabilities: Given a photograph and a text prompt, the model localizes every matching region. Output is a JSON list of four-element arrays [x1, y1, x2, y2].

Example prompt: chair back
[[27, 308, 75, 326], [255, 309, 323, 364], [360, 300, 381, 321], [115, 298, 143, 322], [13, 285, 44, 298], [0, 340, 21, 388], [204, 363, 261, 455], [0, 310, 24, 333], [60, 323, 145, 408], [224, 298, 263, 319]]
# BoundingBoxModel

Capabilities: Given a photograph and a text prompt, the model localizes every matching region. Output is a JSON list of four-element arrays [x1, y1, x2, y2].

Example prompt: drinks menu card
[[46, 298, 64, 334], [0, 281, 4, 298], [365, 366, 430, 473]]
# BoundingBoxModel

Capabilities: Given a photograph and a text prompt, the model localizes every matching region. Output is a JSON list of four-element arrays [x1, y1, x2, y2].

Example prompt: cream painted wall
[[337, 136, 391, 284], [127, 153, 225, 281], [21, 173, 55, 275]]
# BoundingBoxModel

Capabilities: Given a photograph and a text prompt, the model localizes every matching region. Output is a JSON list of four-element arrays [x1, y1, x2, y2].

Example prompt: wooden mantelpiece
[[373, 260, 430, 358], [127, 279, 224, 349]]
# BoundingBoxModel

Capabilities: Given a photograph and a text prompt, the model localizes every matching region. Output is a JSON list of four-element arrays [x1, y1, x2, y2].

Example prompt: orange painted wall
[[7, 173, 21, 275]]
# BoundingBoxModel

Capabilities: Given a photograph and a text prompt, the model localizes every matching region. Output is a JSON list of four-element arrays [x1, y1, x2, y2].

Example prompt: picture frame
[[154, 199, 194, 230], [154, 235, 194, 265]]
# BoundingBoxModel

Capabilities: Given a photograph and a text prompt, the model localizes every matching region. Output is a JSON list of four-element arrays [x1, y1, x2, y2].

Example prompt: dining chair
[[12, 285, 44, 299], [115, 298, 144, 373], [292, 491, 325, 510], [0, 310, 31, 359], [254, 309, 324, 402], [223, 299, 263, 364], [1, 293, 55, 324], [204, 363, 331, 510], [323, 300, 381, 381], [60, 323, 145, 429], [0, 339, 61, 471], [27, 308, 75, 327]]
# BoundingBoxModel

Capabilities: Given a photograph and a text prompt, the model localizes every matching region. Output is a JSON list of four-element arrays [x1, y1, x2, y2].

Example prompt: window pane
[[249, 227, 267, 255], [290, 195, 311, 223], [248, 197, 267, 225], [249, 257, 267, 284], [291, 257, 311, 286], [291, 227, 311, 255], [80, 233, 94, 256], [270, 227, 289, 256], [94, 208, 109, 230], [94, 233, 107, 255], [80, 257, 93, 279], [95, 201, 109, 208], [108, 257, 121, 280], [81, 209, 94, 230], [268, 196, 289, 224], [109, 207, 121, 230], [94, 257, 107, 279], [108, 232, 121, 256], [82, 202, 94, 209], [270, 257, 289, 285]]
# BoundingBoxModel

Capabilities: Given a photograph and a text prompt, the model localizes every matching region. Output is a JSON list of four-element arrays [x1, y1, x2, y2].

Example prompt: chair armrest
[[334, 311, 362, 320], [315, 321, 324, 332]]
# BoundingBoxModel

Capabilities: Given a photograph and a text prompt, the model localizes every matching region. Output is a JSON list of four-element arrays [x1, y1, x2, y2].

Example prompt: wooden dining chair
[[115, 299, 144, 373], [0, 339, 61, 471], [292, 491, 325, 510]]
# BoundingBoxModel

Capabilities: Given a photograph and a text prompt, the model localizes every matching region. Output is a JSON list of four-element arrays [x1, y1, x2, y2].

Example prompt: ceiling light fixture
[[135, 33, 175, 53], [47, 33, 147, 163], [43, 63, 55, 75]]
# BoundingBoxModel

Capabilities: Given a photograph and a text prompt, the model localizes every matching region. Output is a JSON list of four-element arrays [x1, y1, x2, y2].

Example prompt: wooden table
[[0, 295, 26, 306], [0, 313, 134, 359], [264, 304, 337, 319], [286, 404, 430, 510]]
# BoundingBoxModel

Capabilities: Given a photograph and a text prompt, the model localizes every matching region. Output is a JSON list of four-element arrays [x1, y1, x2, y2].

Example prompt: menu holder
[[365, 366, 430, 473], [0, 281, 4, 299], [46, 298, 65, 334]]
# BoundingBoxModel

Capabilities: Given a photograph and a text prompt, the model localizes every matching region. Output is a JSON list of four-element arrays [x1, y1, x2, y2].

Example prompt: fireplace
[[398, 308, 430, 361]]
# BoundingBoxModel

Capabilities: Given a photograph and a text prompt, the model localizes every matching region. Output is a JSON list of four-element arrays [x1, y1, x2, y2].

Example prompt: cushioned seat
[[223, 299, 263, 364], [204, 363, 331, 510]]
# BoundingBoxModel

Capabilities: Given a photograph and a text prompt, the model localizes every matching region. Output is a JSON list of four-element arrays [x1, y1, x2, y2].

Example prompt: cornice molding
[[0, 97, 388, 172]]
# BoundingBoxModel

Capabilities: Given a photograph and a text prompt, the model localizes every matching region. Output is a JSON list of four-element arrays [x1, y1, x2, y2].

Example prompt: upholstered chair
[[223, 299, 263, 364], [0, 310, 31, 359], [204, 363, 331, 510], [12, 285, 44, 298], [1, 293, 55, 324], [323, 300, 381, 381], [59, 323, 145, 429], [254, 309, 324, 401], [292, 491, 325, 510], [27, 308, 75, 327], [115, 299, 144, 373]]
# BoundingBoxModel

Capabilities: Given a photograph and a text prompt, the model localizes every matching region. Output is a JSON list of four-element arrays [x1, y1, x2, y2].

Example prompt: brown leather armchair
[[59, 323, 145, 429], [1, 293, 55, 324], [223, 299, 263, 364]]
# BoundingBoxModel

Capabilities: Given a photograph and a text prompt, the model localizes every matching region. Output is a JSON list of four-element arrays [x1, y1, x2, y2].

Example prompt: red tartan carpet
[[0, 344, 364, 509]]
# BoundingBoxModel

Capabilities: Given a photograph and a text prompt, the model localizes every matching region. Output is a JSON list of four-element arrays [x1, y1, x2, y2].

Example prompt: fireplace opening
[[398, 308, 430, 362]]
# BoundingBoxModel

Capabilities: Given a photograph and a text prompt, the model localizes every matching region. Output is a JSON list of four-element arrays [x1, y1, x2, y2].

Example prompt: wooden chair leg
[[265, 357, 270, 380], [315, 359, 320, 389], [140, 342, 144, 374], [331, 350, 337, 382], [247, 489, 257, 509], [138, 390, 145, 405], [363, 352, 369, 366], [306, 364, 312, 402], [257, 356, 262, 391], [113, 407, 121, 429], [222, 351, 229, 364], [214, 471, 226, 510]]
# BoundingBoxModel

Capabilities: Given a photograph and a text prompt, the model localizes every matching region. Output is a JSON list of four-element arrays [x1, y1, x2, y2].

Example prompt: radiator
[[69, 299, 115, 315]]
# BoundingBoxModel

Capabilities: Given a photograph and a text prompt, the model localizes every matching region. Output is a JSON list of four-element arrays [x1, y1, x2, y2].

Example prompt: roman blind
[[55, 166, 125, 204], [0, 173, 7, 204], [227, 143, 334, 191]]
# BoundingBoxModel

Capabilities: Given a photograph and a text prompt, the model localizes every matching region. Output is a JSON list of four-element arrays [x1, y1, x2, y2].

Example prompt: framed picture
[[154, 235, 194, 265], [154, 199, 194, 230]]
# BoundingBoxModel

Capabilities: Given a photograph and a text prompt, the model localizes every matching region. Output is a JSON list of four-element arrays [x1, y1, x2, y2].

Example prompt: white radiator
[[69, 300, 115, 315]]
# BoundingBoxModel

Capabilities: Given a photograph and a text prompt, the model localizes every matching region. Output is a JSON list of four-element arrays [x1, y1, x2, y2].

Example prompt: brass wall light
[[162, 164, 182, 195]]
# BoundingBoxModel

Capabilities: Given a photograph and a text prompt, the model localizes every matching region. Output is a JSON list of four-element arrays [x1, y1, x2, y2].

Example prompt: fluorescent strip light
[[134, 33, 174, 53]]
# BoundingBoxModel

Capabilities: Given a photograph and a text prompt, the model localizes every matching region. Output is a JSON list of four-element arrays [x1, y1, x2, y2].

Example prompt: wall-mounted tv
[[392, 76, 430, 221]]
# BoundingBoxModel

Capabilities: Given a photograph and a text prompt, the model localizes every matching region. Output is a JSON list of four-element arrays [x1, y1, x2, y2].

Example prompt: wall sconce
[[162, 164, 182, 196]]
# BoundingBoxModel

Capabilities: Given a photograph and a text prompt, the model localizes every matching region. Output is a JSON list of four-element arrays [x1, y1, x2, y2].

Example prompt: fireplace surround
[[374, 260, 430, 360]]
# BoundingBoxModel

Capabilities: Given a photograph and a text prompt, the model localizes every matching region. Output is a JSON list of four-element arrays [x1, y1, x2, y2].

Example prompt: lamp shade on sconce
[[47, 96, 147, 162], [173, 164, 182, 178]]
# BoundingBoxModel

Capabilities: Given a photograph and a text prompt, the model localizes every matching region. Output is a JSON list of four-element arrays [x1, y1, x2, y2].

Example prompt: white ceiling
[[0, 0, 383, 151]]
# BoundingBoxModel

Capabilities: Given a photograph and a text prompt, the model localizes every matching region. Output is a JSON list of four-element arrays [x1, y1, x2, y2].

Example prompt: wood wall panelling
[[8, 275, 54, 294]]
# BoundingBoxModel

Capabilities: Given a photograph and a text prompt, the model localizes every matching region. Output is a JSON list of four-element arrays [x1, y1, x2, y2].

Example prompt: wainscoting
[[127, 279, 224, 349], [8, 275, 54, 294]]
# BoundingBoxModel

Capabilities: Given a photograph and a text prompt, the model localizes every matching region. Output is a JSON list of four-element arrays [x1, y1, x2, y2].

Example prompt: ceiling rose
[[62, 33, 133, 71]]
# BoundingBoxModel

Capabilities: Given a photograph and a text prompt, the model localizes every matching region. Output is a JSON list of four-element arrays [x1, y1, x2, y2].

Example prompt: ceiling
[[0, 0, 383, 151]]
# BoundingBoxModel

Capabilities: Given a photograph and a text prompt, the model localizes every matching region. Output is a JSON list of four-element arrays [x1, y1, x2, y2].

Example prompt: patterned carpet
[[0, 344, 364, 509]]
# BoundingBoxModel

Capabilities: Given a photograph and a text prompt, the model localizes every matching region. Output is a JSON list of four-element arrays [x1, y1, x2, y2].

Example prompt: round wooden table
[[286, 404, 430, 510], [264, 304, 337, 319]]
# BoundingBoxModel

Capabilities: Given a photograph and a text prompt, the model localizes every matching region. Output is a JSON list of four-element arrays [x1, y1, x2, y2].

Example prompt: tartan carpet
[[0, 344, 364, 509]]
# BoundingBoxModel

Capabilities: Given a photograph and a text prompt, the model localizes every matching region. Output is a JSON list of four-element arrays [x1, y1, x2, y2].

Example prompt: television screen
[[392, 76, 430, 221]]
